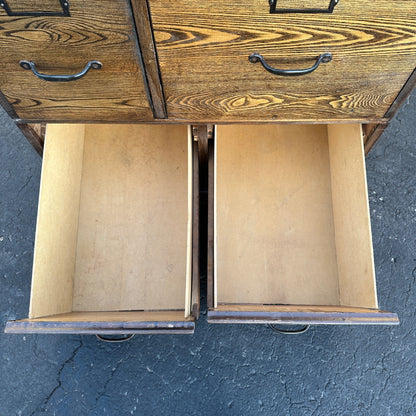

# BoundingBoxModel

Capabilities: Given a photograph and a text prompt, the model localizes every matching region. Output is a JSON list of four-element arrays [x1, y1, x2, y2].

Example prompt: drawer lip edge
[[207, 310, 399, 325], [4, 320, 195, 334]]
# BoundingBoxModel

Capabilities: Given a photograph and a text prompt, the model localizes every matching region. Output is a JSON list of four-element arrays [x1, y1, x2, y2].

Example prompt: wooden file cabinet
[[1, 0, 415, 333]]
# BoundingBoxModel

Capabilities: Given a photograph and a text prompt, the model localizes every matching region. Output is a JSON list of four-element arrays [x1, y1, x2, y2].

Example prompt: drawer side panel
[[327, 124, 378, 308], [29, 124, 85, 319]]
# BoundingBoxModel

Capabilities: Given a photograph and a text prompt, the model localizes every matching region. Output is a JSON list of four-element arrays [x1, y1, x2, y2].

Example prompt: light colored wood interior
[[184, 126, 193, 318], [30, 124, 191, 319], [327, 124, 378, 308], [215, 305, 380, 313], [29, 124, 85, 319], [215, 124, 377, 308]]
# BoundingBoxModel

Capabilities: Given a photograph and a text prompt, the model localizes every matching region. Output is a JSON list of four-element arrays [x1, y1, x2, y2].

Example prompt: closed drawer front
[[0, 0, 154, 122], [149, 0, 416, 122], [5, 124, 199, 334], [207, 124, 398, 325]]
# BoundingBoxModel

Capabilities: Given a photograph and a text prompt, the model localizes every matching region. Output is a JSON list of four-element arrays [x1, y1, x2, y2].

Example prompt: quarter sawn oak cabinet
[[1, 0, 415, 334]]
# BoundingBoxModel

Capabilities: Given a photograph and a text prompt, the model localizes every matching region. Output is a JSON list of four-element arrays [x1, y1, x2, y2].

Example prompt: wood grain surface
[[0, 0, 153, 121], [130, 0, 167, 118], [3, 0, 66, 14], [149, 0, 416, 122]]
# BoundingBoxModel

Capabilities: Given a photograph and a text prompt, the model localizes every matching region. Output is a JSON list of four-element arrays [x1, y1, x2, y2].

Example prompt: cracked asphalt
[[1, 93, 416, 415]]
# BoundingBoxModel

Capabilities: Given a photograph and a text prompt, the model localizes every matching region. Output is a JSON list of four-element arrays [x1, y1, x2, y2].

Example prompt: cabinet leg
[[16, 122, 46, 157]]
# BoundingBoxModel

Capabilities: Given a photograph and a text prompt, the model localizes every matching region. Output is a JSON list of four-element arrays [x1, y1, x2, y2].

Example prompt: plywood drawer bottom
[[207, 124, 398, 325], [6, 124, 199, 334]]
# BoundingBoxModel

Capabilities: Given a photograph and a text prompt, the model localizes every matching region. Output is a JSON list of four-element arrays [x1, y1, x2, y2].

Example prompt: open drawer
[[207, 124, 398, 325], [6, 124, 199, 334]]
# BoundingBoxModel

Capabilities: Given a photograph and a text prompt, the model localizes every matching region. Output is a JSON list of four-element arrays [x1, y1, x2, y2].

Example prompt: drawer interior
[[26, 124, 194, 326], [209, 123, 397, 324]]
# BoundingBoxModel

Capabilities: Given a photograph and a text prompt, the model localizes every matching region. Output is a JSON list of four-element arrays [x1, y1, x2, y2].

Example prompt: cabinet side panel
[[327, 124, 378, 308], [29, 124, 85, 318], [0, 89, 17, 119], [16, 123, 45, 156]]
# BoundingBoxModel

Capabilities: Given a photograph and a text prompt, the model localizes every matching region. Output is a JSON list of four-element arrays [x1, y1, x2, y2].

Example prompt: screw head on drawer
[[248, 54, 261, 64], [321, 53, 332, 63], [19, 61, 31, 70]]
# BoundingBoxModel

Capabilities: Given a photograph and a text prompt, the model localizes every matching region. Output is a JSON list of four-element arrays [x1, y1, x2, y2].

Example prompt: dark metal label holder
[[0, 0, 70, 16], [269, 0, 339, 14]]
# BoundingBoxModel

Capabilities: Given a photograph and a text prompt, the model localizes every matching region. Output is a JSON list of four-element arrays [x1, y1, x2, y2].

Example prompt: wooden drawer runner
[[0, 0, 153, 122], [149, 0, 416, 122], [207, 124, 398, 324], [6, 124, 199, 334]]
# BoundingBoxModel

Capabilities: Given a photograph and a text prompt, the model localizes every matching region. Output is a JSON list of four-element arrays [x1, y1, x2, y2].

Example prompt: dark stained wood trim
[[363, 123, 377, 146], [191, 139, 200, 319], [15, 117, 388, 125], [0, 89, 18, 119], [192, 125, 211, 167], [364, 123, 388, 155], [385, 66, 416, 120], [130, 0, 167, 119], [16, 123, 46, 157], [207, 309, 399, 325], [5, 319, 195, 334], [364, 66, 416, 155], [207, 137, 215, 309]]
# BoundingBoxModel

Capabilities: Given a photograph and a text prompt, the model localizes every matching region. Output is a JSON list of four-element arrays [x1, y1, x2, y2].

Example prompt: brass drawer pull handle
[[249, 53, 332, 76], [19, 60, 102, 82], [268, 324, 310, 334], [96, 334, 135, 343]]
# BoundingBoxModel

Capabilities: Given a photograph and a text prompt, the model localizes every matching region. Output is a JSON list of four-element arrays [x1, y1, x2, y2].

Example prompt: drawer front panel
[[149, 0, 416, 122], [6, 312, 196, 334], [0, 0, 153, 122]]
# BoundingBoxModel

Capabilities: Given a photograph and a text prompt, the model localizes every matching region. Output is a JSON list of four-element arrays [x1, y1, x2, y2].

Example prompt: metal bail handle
[[249, 53, 332, 76], [19, 60, 102, 82], [96, 334, 135, 343], [268, 324, 311, 334]]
